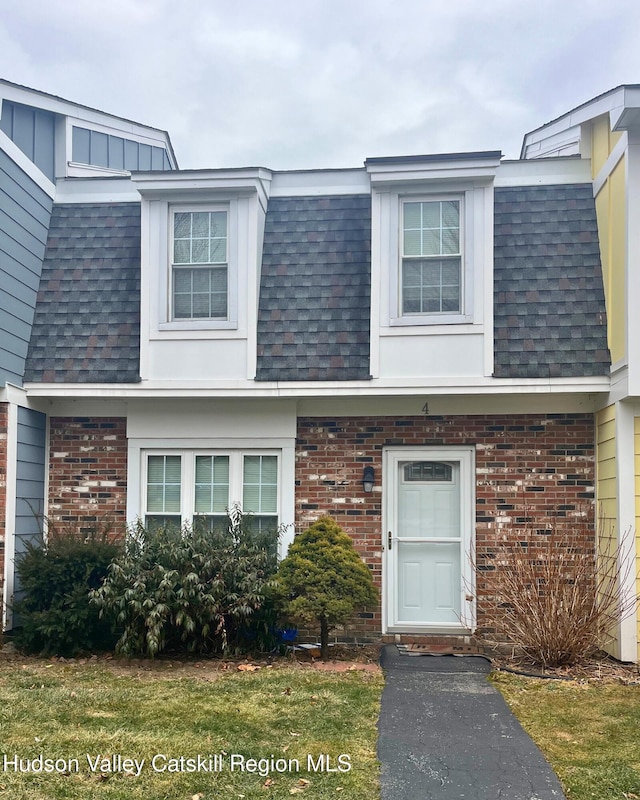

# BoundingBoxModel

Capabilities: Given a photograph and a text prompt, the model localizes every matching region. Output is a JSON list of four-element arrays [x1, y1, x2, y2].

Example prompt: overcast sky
[[1, 1, 639, 170]]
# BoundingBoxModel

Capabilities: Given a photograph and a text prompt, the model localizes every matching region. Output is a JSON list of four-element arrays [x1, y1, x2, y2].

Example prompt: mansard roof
[[256, 195, 371, 381], [493, 183, 609, 378], [24, 203, 141, 383], [23, 181, 609, 384]]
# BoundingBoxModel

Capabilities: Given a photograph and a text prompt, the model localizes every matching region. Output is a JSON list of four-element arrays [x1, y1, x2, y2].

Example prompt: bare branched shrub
[[477, 516, 638, 667]]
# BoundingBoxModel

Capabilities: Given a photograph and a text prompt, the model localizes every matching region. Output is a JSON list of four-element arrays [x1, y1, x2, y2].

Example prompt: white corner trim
[[482, 185, 494, 377], [0, 130, 56, 198], [2, 403, 18, 630], [593, 134, 628, 197]]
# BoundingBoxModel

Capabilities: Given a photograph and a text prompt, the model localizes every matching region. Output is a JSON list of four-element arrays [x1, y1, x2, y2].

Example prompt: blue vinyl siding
[[72, 125, 172, 171], [12, 408, 46, 608], [0, 149, 53, 386], [0, 100, 56, 181]]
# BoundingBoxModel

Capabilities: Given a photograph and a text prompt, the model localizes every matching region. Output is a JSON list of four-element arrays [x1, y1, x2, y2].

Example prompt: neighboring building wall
[[48, 418, 127, 534], [596, 405, 622, 658], [0, 403, 7, 603], [296, 413, 596, 639], [0, 101, 56, 181], [591, 116, 627, 365], [0, 149, 53, 386], [635, 416, 640, 661], [14, 407, 46, 557]]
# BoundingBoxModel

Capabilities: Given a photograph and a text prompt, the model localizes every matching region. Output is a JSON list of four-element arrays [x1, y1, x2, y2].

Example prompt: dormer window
[[172, 208, 228, 320], [402, 199, 462, 316]]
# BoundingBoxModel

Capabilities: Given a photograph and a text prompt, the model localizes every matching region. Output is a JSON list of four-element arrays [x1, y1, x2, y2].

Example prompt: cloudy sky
[[1, 0, 639, 170]]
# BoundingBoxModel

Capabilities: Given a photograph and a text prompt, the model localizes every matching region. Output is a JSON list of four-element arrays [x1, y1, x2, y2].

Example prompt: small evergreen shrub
[[91, 506, 279, 658], [13, 524, 122, 656], [276, 516, 378, 660]]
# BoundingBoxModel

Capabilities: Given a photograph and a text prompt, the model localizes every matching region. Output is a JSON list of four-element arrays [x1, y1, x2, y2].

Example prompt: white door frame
[[382, 446, 476, 634]]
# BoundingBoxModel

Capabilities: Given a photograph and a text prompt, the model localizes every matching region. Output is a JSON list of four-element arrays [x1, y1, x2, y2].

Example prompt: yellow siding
[[635, 418, 640, 660], [597, 406, 619, 657], [590, 116, 624, 177], [597, 405, 617, 522]]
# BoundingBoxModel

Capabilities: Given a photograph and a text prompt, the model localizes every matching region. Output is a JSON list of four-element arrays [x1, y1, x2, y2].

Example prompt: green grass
[[0, 660, 383, 799], [493, 673, 640, 800]]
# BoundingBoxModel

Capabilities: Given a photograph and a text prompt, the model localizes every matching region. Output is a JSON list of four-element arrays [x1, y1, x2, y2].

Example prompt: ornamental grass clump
[[480, 517, 638, 668], [276, 516, 378, 660], [91, 505, 278, 658]]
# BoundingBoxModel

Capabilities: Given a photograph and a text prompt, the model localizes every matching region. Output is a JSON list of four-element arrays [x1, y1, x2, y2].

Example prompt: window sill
[[381, 321, 481, 336], [158, 319, 238, 331], [389, 313, 474, 326], [151, 322, 244, 341]]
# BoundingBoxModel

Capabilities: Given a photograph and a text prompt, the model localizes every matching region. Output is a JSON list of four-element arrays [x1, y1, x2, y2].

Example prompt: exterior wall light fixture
[[362, 466, 375, 493]]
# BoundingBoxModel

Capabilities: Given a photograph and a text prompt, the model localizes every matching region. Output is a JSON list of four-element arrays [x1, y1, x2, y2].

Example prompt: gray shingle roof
[[24, 203, 141, 383], [493, 184, 610, 378], [22, 185, 609, 385], [256, 195, 371, 381]]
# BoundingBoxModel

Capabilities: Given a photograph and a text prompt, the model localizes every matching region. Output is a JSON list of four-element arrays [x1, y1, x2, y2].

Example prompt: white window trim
[[142, 449, 280, 525], [391, 193, 474, 326], [158, 203, 239, 331]]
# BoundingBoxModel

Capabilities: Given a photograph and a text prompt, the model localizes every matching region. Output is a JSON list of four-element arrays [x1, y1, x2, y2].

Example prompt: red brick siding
[[48, 418, 128, 535], [296, 413, 596, 641], [0, 403, 7, 603]]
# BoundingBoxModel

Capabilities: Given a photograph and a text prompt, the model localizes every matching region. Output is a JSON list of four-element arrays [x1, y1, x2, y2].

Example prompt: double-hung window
[[145, 451, 279, 534], [401, 199, 462, 317], [172, 209, 228, 320]]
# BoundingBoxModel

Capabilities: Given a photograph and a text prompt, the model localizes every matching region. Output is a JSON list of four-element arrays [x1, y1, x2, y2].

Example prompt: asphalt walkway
[[377, 645, 566, 800]]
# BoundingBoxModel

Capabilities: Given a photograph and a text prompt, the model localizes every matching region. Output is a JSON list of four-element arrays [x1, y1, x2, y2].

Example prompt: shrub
[[13, 523, 122, 657], [478, 516, 638, 667], [90, 506, 279, 658], [276, 516, 378, 660]]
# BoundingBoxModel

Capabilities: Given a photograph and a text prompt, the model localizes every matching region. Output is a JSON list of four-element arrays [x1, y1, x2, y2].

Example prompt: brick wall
[[48, 418, 128, 535], [0, 403, 7, 603], [296, 413, 596, 641]]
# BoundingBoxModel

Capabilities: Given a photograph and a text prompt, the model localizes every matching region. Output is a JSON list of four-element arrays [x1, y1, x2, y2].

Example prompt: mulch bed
[[488, 651, 640, 684]]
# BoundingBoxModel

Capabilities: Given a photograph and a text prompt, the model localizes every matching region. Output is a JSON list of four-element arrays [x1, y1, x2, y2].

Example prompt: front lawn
[[493, 672, 640, 800], [0, 658, 382, 800]]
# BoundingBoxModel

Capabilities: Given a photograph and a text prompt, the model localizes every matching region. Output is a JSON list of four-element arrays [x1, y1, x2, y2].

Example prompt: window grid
[[144, 452, 279, 533], [401, 200, 462, 316], [172, 210, 228, 320]]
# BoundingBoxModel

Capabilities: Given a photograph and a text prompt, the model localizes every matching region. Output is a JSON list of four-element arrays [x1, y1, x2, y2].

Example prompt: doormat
[[396, 643, 485, 657]]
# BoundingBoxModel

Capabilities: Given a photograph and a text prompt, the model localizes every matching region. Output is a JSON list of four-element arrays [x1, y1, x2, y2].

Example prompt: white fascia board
[[610, 87, 640, 130], [366, 152, 502, 184], [133, 169, 273, 205], [521, 87, 628, 155], [495, 156, 592, 186], [54, 177, 141, 203], [2, 384, 31, 408], [0, 131, 56, 198], [270, 168, 370, 196], [367, 162, 500, 186], [22, 375, 610, 399]]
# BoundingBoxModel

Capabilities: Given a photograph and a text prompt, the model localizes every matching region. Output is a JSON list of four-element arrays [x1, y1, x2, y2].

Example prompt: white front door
[[384, 447, 475, 632]]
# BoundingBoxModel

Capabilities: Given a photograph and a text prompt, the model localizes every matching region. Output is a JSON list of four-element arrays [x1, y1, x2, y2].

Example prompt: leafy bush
[[276, 516, 378, 660], [13, 524, 122, 656], [91, 506, 279, 657], [478, 517, 638, 667]]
